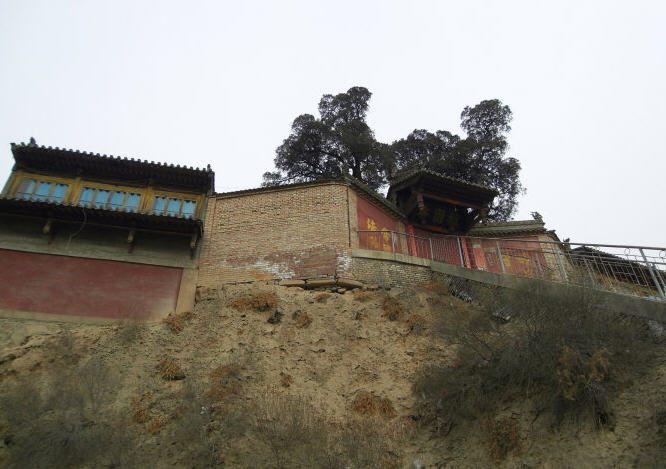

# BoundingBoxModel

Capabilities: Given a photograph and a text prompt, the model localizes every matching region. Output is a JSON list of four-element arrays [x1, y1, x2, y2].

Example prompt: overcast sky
[[1, 1, 664, 247]]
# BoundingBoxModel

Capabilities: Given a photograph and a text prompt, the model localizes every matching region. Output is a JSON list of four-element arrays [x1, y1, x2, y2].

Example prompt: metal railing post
[[429, 237, 434, 261], [457, 237, 465, 267], [496, 241, 506, 273], [390, 231, 396, 255], [556, 249, 569, 283], [639, 248, 666, 298]]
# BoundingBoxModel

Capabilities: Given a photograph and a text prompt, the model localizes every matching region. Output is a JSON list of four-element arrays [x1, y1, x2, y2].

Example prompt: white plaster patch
[[336, 251, 352, 273], [219, 258, 296, 279]]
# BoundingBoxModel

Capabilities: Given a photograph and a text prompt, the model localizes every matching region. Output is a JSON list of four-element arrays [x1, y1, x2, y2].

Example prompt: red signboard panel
[[357, 196, 400, 252], [0, 249, 182, 319]]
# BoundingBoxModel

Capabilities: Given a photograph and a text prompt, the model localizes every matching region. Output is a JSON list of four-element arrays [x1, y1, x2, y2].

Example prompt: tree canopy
[[388, 99, 523, 220], [262, 87, 387, 191], [263, 88, 523, 220]]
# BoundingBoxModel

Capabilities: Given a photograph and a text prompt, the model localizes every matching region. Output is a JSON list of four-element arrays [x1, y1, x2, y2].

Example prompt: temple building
[[0, 140, 564, 321], [0, 140, 214, 321]]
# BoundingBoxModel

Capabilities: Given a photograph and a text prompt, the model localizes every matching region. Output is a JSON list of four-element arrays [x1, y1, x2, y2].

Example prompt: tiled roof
[[469, 219, 548, 236], [0, 196, 202, 235], [11, 142, 215, 193], [388, 168, 498, 197]]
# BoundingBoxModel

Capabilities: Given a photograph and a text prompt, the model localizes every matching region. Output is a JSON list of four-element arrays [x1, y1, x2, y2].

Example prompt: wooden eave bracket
[[127, 228, 136, 253], [42, 217, 55, 243], [189, 231, 199, 259]]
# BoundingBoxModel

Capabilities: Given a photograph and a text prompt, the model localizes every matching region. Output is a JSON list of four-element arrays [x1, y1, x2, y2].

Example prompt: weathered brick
[[198, 183, 355, 287]]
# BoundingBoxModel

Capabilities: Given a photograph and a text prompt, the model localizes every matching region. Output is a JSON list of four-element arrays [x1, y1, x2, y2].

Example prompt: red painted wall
[[476, 236, 547, 276], [0, 249, 182, 319], [356, 196, 400, 252]]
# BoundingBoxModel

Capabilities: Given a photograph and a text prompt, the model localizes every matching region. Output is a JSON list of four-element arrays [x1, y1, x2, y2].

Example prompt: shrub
[[414, 286, 655, 431], [353, 291, 374, 302], [157, 357, 185, 380], [230, 292, 278, 312], [0, 354, 132, 468], [381, 296, 403, 321]]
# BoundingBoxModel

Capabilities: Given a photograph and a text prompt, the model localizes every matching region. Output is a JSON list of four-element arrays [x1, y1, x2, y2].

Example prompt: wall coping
[[352, 250, 666, 322], [351, 248, 431, 267]]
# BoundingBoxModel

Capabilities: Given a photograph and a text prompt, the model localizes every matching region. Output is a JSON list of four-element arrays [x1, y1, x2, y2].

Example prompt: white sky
[[1, 1, 664, 247]]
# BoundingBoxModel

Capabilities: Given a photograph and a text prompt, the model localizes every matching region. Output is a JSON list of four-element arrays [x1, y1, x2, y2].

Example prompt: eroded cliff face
[[1, 282, 664, 468]]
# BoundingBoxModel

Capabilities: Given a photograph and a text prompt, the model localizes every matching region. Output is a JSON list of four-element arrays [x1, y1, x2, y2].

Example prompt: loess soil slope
[[0, 282, 664, 468]]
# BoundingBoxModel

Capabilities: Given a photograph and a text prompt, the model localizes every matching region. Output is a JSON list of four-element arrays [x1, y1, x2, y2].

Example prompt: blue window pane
[[182, 200, 196, 219], [48, 184, 68, 203], [109, 191, 125, 210], [125, 193, 140, 212], [33, 182, 52, 201], [166, 198, 181, 216], [78, 187, 94, 206], [16, 179, 35, 199], [152, 196, 165, 214], [94, 190, 110, 209]]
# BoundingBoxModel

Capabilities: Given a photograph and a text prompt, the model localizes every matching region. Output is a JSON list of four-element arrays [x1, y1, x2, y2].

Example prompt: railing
[[357, 230, 666, 301]]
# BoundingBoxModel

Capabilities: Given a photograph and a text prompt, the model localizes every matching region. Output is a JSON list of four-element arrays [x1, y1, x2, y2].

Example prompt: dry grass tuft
[[205, 363, 242, 403], [230, 292, 278, 312], [353, 291, 374, 302], [162, 310, 195, 333], [157, 356, 185, 380], [146, 415, 169, 435], [280, 372, 294, 387], [131, 392, 153, 424], [351, 391, 396, 418], [295, 312, 312, 328], [405, 314, 426, 333], [483, 416, 521, 461], [381, 296, 403, 321], [315, 292, 332, 303], [180, 310, 195, 320]]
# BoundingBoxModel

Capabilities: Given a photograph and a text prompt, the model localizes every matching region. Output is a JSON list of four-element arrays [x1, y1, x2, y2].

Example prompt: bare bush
[[353, 291, 374, 302], [292, 311, 312, 328], [230, 292, 278, 312], [414, 286, 656, 432], [162, 310, 195, 333], [157, 356, 185, 380], [351, 391, 396, 418], [249, 393, 404, 469], [0, 353, 133, 469], [381, 296, 403, 321]]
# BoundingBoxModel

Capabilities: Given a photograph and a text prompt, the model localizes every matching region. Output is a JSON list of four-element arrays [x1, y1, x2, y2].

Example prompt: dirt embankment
[[0, 282, 664, 468]]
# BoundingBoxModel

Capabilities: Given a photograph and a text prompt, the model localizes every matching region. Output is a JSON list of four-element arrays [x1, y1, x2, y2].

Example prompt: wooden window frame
[[14, 177, 70, 203]]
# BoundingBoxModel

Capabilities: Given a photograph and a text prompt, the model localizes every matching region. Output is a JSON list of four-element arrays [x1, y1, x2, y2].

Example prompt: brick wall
[[352, 257, 432, 287], [198, 182, 353, 287]]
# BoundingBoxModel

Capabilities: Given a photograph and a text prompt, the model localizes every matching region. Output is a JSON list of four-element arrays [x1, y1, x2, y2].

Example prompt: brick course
[[352, 257, 432, 287], [198, 182, 353, 287]]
